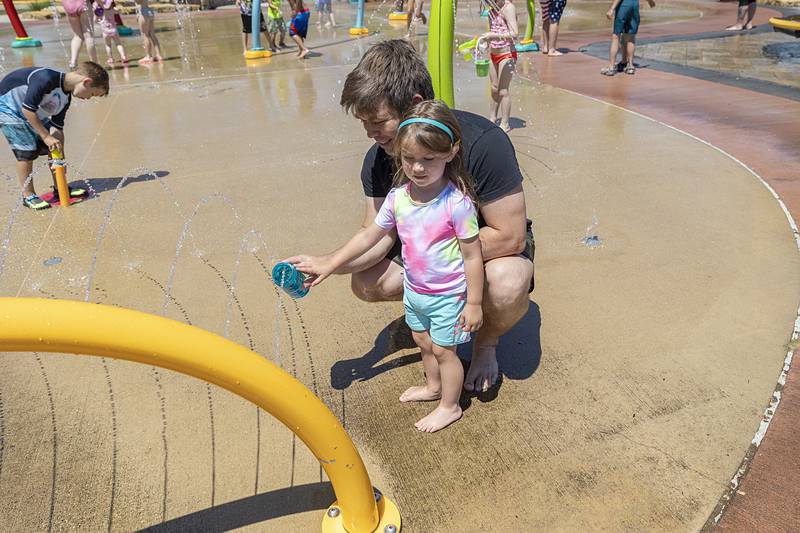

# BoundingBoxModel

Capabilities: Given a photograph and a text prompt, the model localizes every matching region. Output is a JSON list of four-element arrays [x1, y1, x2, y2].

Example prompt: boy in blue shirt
[[601, 0, 655, 76], [0, 61, 108, 209]]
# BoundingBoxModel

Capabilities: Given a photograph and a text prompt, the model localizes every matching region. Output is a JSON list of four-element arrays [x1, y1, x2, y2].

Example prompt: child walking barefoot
[[481, 0, 518, 131], [289, 0, 311, 58], [290, 100, 484, 433], [93, 0, 128, 66], [135, 0, 163, 64]]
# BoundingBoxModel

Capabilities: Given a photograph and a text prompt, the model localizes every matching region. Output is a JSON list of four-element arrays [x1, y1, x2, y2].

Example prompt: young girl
[[93, 0, 128, 66], [135, 0, 163, 64], [480, 0, 518, 132], [64, 0, 98, 69], [291, 100, 484, 433]]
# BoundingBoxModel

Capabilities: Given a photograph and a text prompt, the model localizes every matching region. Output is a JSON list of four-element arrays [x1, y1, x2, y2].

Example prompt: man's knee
[[484, 259, 532, 310], [350, 270, 402, 303]]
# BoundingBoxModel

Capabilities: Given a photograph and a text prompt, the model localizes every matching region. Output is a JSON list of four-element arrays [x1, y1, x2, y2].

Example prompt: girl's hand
[[283, 255, 333, 288], [458, 303, 483, 333]]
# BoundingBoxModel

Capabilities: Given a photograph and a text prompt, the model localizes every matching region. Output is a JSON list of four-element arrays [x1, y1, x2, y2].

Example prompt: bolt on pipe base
[[322, 492, 401, 533]]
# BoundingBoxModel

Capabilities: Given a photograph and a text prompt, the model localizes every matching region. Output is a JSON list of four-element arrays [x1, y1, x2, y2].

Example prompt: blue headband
[[398, 118, 454, 143]]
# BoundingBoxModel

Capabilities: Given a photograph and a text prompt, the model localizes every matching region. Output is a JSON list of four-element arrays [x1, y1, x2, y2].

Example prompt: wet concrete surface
[[0, 3, 799, 532], [637, 30, 800, 90]]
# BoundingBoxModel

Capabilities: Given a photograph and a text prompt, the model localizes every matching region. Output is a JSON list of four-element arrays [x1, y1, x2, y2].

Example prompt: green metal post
[[427, 0, 454, 107]]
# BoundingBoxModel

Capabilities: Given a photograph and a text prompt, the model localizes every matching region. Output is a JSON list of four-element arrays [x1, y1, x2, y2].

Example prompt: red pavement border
[[527, 2, 800, 530]]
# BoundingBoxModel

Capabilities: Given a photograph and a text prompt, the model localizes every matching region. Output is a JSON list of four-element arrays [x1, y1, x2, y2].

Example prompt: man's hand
[[44, 135, 62, 153], [647, 0, 655, 7], [458, 303, 483, 333]]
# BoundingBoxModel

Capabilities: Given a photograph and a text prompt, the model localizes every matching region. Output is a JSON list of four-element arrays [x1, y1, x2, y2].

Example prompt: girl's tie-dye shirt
[[374, 182, 479, 295]]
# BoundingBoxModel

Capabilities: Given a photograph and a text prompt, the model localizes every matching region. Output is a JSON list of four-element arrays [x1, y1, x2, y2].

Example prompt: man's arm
[[478, 185, 528, 261]]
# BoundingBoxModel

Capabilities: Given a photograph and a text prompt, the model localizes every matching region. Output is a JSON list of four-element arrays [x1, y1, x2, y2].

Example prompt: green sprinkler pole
[[427, 0, 455, 107], [517, 0, 539, 51]]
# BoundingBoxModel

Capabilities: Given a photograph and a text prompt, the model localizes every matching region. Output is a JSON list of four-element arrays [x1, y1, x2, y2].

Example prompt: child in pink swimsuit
[[93, 0, 128, 65], [289, 100, 484, 433]]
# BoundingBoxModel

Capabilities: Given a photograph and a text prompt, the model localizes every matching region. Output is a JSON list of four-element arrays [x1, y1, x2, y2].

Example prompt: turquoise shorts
[[403, 289, 471, 347]]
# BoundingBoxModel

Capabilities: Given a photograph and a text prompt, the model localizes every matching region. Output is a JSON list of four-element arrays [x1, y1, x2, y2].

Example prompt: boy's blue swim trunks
[[0, 112, 53, 161], [613, 0, 640, 35], [403, 289, 471, 347], [290, 8, 310, 38]]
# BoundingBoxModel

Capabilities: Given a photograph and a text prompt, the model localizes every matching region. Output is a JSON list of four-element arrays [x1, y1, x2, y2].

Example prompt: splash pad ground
[[0, 2, 798, 530]]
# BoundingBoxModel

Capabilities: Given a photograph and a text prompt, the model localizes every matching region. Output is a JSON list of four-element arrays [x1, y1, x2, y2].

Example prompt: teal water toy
[[2, 0, 42, 48], [516, 0, 539, 51], [272, 262, 309, 298]]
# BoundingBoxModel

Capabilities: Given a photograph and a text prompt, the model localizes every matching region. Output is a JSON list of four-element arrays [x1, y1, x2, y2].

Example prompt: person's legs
[[496, 57, 514, 132], [625, 34, 635, 68], [415, 342, 463, 432], [148, 19, 163, 59], [242, 32, 249, 54], [488, 58, 501, 124], [104, 35, 115, 63], [547, 20, 562, 55], [113, 35, 127, 62], [400, 330, 442, 401], [726, 0, 748, 30], [67, 15, 85, 67], [138, 15, 152, 59], [744, 0, 756, 29], [16, 159, 35, 196], [350, 258, 404, 302], [81, 11, 98, 63], [464, 256, 533, 392], [541, 19, 550, 53], [608, 33, 620, 68]]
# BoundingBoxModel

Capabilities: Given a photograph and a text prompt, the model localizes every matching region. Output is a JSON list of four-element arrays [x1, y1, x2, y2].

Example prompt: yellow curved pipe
[[0, 298, 397, 532]]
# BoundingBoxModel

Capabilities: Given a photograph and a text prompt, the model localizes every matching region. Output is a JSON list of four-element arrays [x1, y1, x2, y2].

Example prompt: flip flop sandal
[[23, 194, 51, 210], [601, 66, 617, 76], [625, 66, 636, 75]]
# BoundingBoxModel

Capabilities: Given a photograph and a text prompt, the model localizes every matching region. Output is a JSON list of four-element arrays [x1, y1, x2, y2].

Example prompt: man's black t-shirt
[[360, 110, 524, 227]]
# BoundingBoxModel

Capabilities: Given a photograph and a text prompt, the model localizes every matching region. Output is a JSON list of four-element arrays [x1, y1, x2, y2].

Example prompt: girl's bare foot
[[154, 55, 163, 62], [415, 405, 462, 433], [744, 23, 753, 29], [138, 56, 154, 64], [400, 385, 441, 402], [547, 50, 563, 56]]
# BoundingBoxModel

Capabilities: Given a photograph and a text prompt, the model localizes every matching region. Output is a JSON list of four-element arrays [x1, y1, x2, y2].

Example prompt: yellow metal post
[[50, 149, 70, 206], [0, 298, 400, 533]]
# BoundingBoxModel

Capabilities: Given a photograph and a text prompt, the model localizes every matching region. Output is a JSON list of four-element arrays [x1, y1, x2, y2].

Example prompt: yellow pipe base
[[323, 493, 401, 533], [349, 27, 369, 35], [520, 38, 534, 44], [388, 11, 409, 20], [245, 49, 272, 59]]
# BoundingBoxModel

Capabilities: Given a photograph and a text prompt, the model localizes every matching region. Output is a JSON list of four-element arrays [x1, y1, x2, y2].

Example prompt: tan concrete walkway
[[0, 2, 798, 531]]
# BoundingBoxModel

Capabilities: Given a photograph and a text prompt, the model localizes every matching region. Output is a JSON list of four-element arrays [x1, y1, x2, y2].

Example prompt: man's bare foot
[[725, 24, 743, 30], [415, 405, 462, 433], [299, 48, 310, 59], [400, 385, 441, 402], [547, 50, 563, 56], [138, 56, 154, 64], [464, 345, 499, 392], [744, 23, 753, 29]]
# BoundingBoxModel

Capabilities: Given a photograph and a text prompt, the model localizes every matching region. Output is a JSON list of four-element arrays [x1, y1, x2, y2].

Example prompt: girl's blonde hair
[[393, 100, 478, 204]]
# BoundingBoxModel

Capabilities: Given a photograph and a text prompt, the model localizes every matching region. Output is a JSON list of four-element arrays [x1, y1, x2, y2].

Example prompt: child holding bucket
[[288, 100, 484, 433], [479, 0, 518, 132], [93, 0, 129, 65]]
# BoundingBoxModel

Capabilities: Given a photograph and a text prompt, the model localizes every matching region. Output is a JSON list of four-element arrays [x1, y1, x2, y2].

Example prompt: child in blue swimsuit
[[289, 0, 311, 58]]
